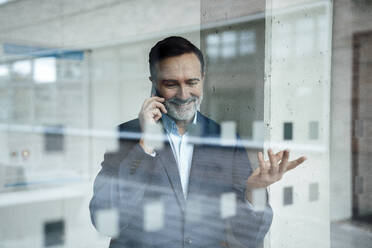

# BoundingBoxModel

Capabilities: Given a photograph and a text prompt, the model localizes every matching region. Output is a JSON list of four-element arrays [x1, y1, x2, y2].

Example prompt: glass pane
[[0, 1, 371, 248]]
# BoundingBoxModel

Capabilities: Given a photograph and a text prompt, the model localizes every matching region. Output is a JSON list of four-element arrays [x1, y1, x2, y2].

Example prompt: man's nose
[[177, 85, 190, 100]]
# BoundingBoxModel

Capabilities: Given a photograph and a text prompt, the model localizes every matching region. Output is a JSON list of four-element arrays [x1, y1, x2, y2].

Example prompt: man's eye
[[188, 81, 198, 85]]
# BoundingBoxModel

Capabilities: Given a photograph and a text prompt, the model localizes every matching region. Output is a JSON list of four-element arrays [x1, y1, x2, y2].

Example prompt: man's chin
[[165, 101, 200, 121], [167, 110, 196, 122]]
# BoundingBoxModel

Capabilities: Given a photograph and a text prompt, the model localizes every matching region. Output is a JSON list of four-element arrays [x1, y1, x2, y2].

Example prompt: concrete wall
[[0, 0, 201, 52], [330, 0, 353, 221], [330, 0, 372, 221]]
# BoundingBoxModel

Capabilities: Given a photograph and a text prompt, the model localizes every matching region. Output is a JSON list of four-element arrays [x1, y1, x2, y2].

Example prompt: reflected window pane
[[207, 33, 220, 59], [0, 64, 9, 77], [58, 59, 83, 81], [44, 220, 65, 247], [221, 31, 237, 58], [240, 30, 256, 55], [284, 122, 293, 140], [0, 0, 14, 5], [44, 125, 64, 152], [11, 60, 31, 78], [34, 57, 56, 83], [207, 33, 219, 45], [309, 121, 319, 140], [283, 186, 293, 206], [309, 182, 319, 202]]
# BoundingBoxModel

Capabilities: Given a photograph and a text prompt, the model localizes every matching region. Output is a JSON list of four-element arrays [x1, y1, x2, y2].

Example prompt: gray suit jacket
[[89, 112, 272, 248]]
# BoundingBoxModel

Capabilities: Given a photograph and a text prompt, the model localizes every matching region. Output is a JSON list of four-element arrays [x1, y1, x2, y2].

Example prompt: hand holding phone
[[138, 92, 167, 155], [139, 95, 167, 129]]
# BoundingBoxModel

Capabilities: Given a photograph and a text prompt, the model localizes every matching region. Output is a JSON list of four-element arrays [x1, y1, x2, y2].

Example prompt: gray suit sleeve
[[89, 142, 156, 235], [229, 145, 273, 247]]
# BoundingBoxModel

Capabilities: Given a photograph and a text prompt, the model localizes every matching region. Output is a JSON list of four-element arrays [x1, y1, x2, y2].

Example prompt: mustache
[[166, 96, 198, 105]]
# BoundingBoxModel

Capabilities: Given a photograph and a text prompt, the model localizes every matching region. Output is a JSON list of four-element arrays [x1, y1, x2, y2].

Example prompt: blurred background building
[[0, 0, 371, 247]]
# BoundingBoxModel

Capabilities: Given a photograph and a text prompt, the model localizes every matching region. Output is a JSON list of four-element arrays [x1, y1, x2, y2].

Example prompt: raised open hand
[[246, 149, 307, 189]]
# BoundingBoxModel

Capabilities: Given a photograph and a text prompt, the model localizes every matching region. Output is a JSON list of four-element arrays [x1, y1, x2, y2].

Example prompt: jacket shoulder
[[197, 112, 221, 137], [117, 118, 141, 133]]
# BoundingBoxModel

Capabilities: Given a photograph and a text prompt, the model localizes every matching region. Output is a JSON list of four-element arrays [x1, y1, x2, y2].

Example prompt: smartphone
[[151, 84, 157, 97], [151, 84, 164, 98], [151, 84, 166, 121]]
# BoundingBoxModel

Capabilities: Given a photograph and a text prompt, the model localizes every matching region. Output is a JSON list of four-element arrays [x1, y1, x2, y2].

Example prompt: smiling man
[[90, 36, 306, 248], [154, 53, 203, 122]]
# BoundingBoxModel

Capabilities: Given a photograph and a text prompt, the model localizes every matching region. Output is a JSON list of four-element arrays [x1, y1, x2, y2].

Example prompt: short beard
[[164, 95, 202, 122]]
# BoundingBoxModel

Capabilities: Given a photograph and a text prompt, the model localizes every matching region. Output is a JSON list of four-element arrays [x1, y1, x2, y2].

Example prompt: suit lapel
[[187, 113, 219, 198], [187, 144, 209, 197], [158, 142, 186, 211], [157, 112, 219, 210]]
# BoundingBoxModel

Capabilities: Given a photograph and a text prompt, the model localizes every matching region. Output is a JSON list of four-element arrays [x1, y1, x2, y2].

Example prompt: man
[[89, 36, 306, 248]]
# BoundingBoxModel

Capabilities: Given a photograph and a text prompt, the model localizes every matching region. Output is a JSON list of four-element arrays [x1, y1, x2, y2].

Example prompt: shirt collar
[[162, 112, 197, 136]]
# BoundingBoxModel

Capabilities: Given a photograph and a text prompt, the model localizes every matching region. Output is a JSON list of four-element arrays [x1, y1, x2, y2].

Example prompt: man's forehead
[[156, 53, 202, 78]]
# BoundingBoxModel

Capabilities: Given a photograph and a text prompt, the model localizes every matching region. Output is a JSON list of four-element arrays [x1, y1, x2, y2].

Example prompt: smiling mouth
[[173, 101, 194, 107]]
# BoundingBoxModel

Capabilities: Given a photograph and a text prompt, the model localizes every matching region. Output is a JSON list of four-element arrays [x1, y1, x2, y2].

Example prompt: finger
[[268, 149, 279, 174], [142, 98, 153, 110], [275, 150, 284, 162], [155, 101, 168, 114], [147, 101, 168, 114], [143, 96, 165, 109], [151, 96, 165, 102], [257, 151, 267, 174], [279, 149, 290, 173], [152, 108, 162, 121], [286, 156, 307, 171]]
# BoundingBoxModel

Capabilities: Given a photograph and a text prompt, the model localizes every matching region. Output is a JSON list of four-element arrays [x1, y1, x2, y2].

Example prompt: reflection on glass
[[295, 17, 315, 55], [58, 59, 83, 81], [309, 121, 319, 140], [221, 31, 237, 58], [1, 0, 372, 247], [33, 57, 56, 83], [206, 33, 220, 59], [11, 60, 31, 78], [0, 64, 9, 78], [0, 89, 9, 120], [0, 0, 14, 5], [240, 30, 256, 55]]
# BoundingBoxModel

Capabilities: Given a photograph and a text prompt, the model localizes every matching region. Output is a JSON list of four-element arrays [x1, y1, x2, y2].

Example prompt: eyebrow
[[162, 78, 200, 83], [162, 79, 178, 83], [186, 78, 200, 82]]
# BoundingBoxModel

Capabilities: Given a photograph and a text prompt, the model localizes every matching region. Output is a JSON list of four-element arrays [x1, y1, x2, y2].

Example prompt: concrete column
[[264, 1, 333, 247]]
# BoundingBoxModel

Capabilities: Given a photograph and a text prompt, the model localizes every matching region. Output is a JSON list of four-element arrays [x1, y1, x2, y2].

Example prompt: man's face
[[153, 53, 204, 122]]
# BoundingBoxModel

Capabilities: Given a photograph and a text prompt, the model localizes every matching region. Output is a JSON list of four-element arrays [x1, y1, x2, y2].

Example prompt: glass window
[[1, 1, 372, 248]]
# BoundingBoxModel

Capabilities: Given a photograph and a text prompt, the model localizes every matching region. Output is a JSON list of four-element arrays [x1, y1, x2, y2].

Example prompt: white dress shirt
[[162, 114, 197, 198]]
